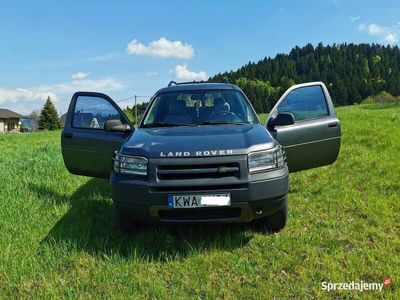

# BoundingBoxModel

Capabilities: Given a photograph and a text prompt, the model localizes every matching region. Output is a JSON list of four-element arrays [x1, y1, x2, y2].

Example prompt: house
[[0, 109, 23, 133], [60, 113, 67, 128]]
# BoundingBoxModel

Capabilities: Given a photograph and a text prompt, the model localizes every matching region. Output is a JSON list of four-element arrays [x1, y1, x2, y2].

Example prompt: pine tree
[[38, 96, 61, 130], [209, 43, 400, 109]]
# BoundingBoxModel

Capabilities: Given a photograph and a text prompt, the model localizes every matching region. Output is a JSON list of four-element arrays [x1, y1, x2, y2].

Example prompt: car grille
[[150, 183, 248, 193], [156, 162, 240, 181]]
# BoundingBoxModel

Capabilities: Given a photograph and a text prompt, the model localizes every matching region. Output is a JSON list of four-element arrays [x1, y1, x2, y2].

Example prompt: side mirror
[[105, 119, 132, 133], [267, 113, 295, 129]]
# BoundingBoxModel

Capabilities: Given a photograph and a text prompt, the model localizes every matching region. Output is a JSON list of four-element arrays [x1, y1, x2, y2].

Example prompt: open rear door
[[266, 82, 341, 172], [61, 92, 133, 178]]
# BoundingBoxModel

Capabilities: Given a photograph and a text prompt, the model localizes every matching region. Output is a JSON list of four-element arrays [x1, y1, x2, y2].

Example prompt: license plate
[[168, 193, 231, 208]]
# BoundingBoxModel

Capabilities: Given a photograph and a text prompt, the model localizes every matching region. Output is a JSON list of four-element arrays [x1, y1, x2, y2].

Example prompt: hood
[[121, 124, 275, 158]]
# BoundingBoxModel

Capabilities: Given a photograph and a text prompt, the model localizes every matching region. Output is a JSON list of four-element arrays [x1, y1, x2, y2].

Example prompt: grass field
[[0, 104, 399, 298]]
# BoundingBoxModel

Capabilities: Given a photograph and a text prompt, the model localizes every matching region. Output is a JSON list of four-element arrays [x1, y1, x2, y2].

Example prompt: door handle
[[328, 122, 338, 128], [63, 132, 73, 138]]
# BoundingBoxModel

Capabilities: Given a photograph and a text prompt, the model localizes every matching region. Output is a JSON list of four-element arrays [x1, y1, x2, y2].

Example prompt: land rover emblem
[[159, 150, 234, 157]]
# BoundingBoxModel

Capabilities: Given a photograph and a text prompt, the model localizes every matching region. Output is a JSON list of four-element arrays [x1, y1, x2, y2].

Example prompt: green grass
[[0, 104, 399, 298]]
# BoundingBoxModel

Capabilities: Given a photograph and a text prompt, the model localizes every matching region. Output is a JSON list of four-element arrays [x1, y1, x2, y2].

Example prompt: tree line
[[210, 43, 400, 112]]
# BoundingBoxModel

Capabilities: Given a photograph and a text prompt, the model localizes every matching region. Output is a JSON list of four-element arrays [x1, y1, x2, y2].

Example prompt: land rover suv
[[61, 81, 341, 233]]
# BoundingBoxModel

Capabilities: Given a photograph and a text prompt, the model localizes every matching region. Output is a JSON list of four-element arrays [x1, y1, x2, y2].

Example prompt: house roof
[[0, 109, 24, 119], [60, 113, 67, 127]]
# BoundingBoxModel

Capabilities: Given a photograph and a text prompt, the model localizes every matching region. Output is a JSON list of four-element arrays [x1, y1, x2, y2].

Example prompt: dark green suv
[[61, 81, 341, 233]]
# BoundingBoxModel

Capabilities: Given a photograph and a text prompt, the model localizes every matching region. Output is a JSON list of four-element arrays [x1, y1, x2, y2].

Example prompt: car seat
[[163, 100, 193, 124]]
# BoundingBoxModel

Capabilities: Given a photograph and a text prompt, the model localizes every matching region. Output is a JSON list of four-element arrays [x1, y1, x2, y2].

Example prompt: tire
[[115, 208, 140, 234], [252, 202, 288, 233]]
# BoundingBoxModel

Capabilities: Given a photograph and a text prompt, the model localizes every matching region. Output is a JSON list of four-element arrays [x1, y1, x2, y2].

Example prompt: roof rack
[[168, 80, 208, 87], [167, 78, 232, 87]]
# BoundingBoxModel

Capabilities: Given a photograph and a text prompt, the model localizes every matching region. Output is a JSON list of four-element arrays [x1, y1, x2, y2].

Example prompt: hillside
[[210, 43, 400, 112], [0, 104, 399, 298]]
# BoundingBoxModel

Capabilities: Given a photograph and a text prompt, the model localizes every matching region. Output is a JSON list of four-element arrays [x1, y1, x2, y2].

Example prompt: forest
[[209, 43, 400, 112]]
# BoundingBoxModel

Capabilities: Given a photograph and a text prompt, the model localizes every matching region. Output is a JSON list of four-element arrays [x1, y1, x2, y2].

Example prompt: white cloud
[[358, 22, 399, 44], [350, 16, 360, 22], [0, 78, 123, 115], [385, 33, 398, 44], [171, 64, 208, 81], [71, 72, 89, 80], [368, 24, 384, 35], [126, 37, 194, 59], [0, 88, 57, 104]]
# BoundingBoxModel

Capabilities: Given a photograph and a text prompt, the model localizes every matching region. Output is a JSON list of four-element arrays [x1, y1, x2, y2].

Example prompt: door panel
[[267, 82, 341, 172], [61, 92, 133, 178]]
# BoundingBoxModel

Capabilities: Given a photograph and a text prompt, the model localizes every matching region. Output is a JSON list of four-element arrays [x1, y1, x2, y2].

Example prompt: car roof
[[156, 82, 241, 94]]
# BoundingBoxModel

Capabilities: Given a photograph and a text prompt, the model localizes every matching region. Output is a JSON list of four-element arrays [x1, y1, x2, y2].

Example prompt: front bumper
[[111, 165, 289, 223]]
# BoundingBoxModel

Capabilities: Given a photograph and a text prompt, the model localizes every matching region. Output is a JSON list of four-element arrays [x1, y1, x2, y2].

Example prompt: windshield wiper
[[142, 121, 251, 128], [194, 121, 250, 126], [141, 122, 197, 128]]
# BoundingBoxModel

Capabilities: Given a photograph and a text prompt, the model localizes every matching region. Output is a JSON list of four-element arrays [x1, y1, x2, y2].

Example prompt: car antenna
[[168, 81, 178, 87]]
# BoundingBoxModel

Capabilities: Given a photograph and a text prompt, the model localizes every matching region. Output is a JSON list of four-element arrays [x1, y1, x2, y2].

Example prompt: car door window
[[278, 85, 329, 121], [73, 96, 123, 129]]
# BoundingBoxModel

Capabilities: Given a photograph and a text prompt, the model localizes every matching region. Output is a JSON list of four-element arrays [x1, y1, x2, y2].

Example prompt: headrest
[[214, 98, 230, 112]]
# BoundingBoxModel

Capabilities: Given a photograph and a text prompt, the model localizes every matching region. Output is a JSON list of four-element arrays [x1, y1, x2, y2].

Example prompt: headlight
[[247, 145, 286, 173], [113, 152, 148, 176]]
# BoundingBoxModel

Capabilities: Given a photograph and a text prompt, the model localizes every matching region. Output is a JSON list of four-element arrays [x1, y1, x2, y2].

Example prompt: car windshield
[[141, 89, 259, 127]]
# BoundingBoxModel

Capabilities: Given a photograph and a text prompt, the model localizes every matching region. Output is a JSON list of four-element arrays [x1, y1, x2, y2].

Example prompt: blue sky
[[0, 0, 399, 114]]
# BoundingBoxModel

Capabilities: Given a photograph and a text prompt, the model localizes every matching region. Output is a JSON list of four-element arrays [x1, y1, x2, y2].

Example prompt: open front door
[[61, 92, 133, 178], [266, 82, 341, 172]]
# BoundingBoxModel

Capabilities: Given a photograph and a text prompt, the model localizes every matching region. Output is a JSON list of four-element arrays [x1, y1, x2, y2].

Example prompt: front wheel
[[252, 202, 288, 233]]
